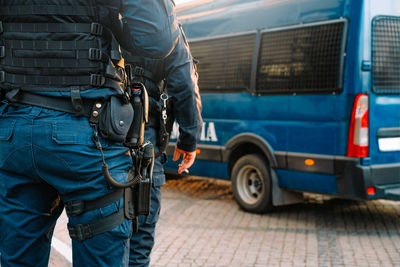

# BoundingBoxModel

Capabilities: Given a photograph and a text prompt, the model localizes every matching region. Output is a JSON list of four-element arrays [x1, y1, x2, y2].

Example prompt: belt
[[4, 89, 96, 117]]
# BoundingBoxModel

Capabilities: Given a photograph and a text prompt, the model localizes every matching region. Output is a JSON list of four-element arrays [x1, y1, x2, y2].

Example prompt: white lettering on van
[[201, 122, 218, 142], [170, 121, 218, 142], [170, 121, 180, 140]]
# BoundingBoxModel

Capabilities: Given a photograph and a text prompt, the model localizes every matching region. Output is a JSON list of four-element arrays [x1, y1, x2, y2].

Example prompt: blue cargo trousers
[[129, 127, 164, 267], [0, 103, 133, 267]]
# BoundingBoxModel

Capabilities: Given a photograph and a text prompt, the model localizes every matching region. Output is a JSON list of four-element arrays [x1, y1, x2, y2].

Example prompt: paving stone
[[44, 176, 400, 267]]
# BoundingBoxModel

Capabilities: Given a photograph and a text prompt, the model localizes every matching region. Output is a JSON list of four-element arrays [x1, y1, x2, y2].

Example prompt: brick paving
[[152, 177, 400, 267], [9, 176, 400, 266]]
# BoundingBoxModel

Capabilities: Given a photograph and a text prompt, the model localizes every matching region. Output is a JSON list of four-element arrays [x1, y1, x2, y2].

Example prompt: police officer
[[0, 1, 181, 266], [124, 24, 202, 267]]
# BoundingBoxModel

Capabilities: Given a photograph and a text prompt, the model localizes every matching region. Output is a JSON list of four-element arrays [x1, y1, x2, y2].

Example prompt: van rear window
[[256, 21, 346, 94], [372, 16, 400, 94]]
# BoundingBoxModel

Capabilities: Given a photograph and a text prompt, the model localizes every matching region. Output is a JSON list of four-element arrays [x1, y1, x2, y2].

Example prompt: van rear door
[[369, 14, 400, 186]]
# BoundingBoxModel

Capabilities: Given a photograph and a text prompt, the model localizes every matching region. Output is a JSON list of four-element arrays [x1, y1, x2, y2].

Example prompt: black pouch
[[99, 95, 134, 142], [133, 177, 152, 216], [123, 173, 151, 217]]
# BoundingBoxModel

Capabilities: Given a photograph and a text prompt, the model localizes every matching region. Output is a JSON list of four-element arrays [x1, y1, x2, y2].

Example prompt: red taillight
[[366, 187, 376, 196], [347, 94, 369, 157]]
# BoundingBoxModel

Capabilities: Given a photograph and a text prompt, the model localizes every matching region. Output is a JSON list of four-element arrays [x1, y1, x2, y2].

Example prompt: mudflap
[[271, 168, 304, 206]]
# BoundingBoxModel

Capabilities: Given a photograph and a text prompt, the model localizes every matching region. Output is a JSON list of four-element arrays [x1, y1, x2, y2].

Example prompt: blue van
[[165, 0, 400, 213]]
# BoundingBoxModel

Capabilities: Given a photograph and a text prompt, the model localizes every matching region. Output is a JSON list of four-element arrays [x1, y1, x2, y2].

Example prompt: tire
[[231, 154, 273, 213]]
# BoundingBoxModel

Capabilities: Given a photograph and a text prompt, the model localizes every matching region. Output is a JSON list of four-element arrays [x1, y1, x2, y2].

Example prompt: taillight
[[347, 94, 369, 157], [366, 187, 376, 196]]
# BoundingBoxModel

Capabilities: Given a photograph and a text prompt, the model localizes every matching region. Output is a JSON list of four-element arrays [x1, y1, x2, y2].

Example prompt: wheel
[[231, 154, 273, 213]]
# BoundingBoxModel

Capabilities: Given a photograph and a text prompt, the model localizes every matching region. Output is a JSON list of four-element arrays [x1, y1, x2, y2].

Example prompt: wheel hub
[[237, 165, 264, 205]]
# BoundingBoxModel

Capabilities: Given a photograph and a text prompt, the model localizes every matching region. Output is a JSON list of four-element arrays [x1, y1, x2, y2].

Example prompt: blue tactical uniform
[[125, 24, 203, 266], [0, 1, 180, 266]]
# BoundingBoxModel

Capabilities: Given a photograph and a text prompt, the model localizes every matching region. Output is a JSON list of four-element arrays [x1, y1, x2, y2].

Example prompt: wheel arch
[[223, 133, 277, 177]]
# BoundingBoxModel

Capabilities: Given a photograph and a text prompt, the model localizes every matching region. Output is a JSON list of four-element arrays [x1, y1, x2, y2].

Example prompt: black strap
[[124, 58, 158, 83], [88, 100, 105, 126], [1, 72, 100, 86], [0, 48, 105, 69], [3, 39, 99, 50], [65, 189, 124, 217], [132, 65, 157, 82], [110, 35, 122, 62], [0, 5, 97, 16], [122, 52, 160, 82], [1, 22, 103, 35], [0, 71, 125, 92], [70, 87, 85, 117], [124, 186, 135, 220], [5, 89, 95, 116], [68, 209, 127, 242], [1, 39, 104, 65], [0, 46, 4, 59]]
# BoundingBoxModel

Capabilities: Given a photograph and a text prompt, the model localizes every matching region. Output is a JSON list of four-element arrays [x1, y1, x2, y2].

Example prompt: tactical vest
[[0, 1, 125, 93]]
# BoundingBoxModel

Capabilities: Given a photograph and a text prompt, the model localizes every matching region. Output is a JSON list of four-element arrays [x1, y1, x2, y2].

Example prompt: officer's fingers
[[173, 147, 182, 161], [183, 151, 196, 167], [178, 151, 196, 173]]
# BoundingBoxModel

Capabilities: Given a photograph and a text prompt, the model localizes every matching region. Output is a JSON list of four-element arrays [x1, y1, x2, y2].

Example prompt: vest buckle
[[89, 48, 102, 61], [90, 23, 103, 36], [90, 74, 105, 87], [132, 66, 145, 77]]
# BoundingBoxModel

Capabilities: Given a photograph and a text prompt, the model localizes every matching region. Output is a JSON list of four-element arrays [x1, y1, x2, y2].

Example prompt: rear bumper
[[336, 160, 400, 200], [274, 152, 400, 200]]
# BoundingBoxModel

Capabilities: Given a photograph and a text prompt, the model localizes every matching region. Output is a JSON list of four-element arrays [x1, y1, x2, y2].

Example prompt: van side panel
[[166, 0, 400, 200]]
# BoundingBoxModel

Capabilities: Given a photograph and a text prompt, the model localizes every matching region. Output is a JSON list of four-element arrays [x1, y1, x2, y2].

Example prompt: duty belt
[[3, 88, 96, 117]]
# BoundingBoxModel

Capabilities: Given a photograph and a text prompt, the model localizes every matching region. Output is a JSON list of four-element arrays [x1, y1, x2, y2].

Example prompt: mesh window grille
[[189, 33, 256, 92], [256, 21, 345, 94], [372, 16, 400, 94]]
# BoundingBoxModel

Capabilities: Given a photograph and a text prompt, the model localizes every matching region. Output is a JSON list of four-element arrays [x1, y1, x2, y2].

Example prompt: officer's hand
[[172, 147, 196, 174]]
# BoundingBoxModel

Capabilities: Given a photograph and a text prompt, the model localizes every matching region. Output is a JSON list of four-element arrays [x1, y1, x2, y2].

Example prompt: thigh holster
[[65, 188, 137, 242]]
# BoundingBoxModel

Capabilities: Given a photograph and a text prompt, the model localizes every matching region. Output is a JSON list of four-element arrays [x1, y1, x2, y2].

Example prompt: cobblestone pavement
[[33, 176, 400, 266]]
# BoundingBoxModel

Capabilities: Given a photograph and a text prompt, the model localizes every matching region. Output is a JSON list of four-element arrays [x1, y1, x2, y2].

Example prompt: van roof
[[177, 0, 347, 39]]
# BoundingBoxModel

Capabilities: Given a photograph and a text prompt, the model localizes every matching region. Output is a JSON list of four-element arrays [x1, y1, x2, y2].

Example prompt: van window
[[256, 21, 346, 94], [372, 16, 400, 94], [189, 33, 257, 92]]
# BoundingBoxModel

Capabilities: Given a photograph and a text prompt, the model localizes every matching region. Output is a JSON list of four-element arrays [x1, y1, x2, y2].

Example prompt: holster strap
[[68, 209, 126, 242], [65, 189, 124, 217]]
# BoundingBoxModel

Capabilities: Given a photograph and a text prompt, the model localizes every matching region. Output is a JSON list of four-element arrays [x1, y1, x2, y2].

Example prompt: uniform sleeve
[[120, 0, 179, 59], [165, 26, 203, 152]]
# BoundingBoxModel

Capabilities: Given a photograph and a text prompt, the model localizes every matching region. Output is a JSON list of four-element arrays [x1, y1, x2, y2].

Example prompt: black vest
[[0, 1, 125, 93]]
